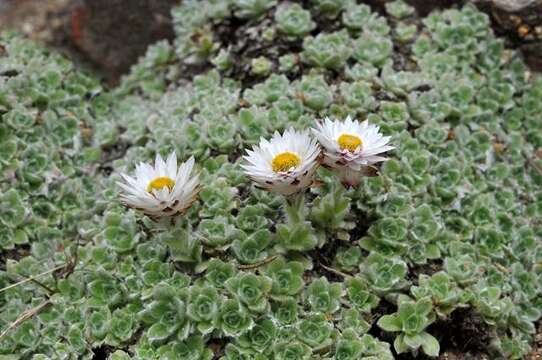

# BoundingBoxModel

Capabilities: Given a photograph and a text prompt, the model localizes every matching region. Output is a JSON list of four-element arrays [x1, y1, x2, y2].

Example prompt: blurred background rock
[[0, 0, 178, 84], [0, 0, 540, 83]]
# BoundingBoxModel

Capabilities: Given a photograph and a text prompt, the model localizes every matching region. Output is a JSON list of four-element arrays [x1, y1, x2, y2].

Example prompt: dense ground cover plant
[[0, 0, 541, 359]]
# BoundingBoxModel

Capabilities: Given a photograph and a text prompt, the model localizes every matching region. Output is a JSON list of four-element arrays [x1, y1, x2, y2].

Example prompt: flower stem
[[284, 192, 306, 224]]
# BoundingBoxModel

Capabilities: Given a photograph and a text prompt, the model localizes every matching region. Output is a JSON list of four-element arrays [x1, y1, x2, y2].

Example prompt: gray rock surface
[[491, 0, 541, 12]]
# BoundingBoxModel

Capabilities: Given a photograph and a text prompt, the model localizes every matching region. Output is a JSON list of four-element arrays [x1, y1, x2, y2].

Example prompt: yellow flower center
[[147, 176, 175, 193], [338, 133, 362, 152], [271, 152, 301, 173]]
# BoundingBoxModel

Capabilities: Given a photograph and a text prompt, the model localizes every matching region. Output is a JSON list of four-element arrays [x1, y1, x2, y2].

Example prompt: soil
[[92, 345, 116, 359], [367, 296, 493, 359], [407, 261, 444, 285], [428, 308, 493, 359]]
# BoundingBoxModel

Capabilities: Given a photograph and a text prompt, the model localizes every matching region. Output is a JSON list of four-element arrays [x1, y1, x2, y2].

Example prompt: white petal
[[313, 116, 394, 180], [166, 151, 178, 179], [117, 154, 200, 217], [154, 153, 167, 177], [242, 127, 321, 195]]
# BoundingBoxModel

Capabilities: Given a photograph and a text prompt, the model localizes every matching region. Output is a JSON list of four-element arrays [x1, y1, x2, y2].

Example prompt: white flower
[[242, 127, 321, 195], [117, 152, 200, 218], [312, 116, 394, 186]]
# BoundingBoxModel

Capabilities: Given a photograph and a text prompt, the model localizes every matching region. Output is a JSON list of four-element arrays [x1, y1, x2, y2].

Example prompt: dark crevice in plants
[[391, 45, 416, 73], [173, 260, 205, 280], [427, 307, 492, 357], [310, 217, 374, 282], [92, 344, 117, 360], [395, 350, 433, 359], [178, 61, 216, 83], [123, 326, 144, 351], [226, 149, 244, 165], [374, 90, 398, 102], [311, 14, 344, 34], [100, 127, 129, 158], [367, 299, 401, 353], [308, 241, 343, 282], [98, 136, 131, 176], [349, 202, 377, 243], [405, 121, 419, 137], [209, 338, 226, 359], [0, 245, 31, 271], [407, 259, 444, 285], [370, 299, 398, 326]]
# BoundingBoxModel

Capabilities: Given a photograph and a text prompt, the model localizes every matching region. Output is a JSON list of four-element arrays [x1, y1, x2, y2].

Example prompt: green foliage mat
[[1, 1, 541, 359]]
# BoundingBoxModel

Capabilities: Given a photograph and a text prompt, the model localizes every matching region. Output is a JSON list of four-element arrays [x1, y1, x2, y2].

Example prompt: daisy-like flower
[[242, 128, 321, 196], [312, 116, 394, 187], [117, 152, 200, 218]]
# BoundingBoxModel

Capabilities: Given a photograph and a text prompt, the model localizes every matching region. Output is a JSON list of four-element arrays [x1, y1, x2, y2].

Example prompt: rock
[[0, 0, 179, 83], [69, 0, 178, 83], [477, 0, 542, 71], [491, 0, 541, 12]]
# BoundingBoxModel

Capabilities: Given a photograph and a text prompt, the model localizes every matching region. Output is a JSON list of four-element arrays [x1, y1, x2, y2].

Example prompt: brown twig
[[320, 264, 352, 279], [0, 300, 52, 341], [522, 148, 542, 177], [28, 278, 55, 295], [238, 255, 279, 270], [494, 263, 510, 274], [0, 264, 65, 294], [529, 157, 542, 176]]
